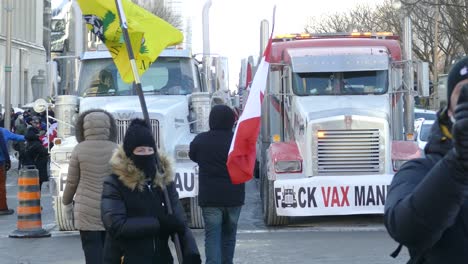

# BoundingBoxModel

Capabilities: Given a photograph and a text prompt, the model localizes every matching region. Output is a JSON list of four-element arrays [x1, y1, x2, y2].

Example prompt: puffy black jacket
[[21, 128, 49, 183], [384, 110, 468, 264], [101, 147, 200, 264], [189, 105, 245, 207]]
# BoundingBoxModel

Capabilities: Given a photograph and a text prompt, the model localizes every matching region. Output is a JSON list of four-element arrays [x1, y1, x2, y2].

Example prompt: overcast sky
[[188, 0, 385, 89]]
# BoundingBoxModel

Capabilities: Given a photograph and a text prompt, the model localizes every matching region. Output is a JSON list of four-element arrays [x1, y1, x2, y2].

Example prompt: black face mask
[[130, 154, 156, 181]]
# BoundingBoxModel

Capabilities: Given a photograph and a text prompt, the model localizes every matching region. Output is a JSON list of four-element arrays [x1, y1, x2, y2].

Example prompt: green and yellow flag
[[76, 0, 184, 83]]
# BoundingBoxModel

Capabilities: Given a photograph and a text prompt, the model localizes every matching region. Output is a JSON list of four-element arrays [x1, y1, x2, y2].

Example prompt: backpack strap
[[390, 244, 403, 258], [391, 243, 428, 264]]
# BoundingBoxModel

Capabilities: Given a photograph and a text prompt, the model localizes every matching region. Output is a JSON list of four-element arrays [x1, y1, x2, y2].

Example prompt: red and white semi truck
[[243, 27, 427, 225]]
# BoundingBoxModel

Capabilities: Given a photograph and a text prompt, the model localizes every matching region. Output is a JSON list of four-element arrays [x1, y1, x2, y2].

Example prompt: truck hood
[[295, 95, 389, 121], [80, 95, 188, 117]]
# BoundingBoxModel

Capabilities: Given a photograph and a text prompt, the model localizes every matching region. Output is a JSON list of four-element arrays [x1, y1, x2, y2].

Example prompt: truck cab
[[50, 47, 221, 230], [249, 32, 423, 226]]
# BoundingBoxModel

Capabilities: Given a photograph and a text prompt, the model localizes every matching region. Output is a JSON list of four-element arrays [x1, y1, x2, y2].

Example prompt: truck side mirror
[[416, 61, 430, 97]]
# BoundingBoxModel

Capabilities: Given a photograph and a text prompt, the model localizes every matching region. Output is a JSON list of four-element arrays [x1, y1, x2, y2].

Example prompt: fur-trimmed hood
[[110, 146, 173, 191], [75, 109, 117, 143]]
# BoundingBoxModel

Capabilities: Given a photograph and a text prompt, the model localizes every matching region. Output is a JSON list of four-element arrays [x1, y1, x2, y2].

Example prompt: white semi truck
[[48, 1, 232, 230], [51, 48, 231, 230]]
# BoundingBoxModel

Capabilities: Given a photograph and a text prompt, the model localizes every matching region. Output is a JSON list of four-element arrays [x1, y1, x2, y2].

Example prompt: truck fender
[[267, 141, 303, 181]]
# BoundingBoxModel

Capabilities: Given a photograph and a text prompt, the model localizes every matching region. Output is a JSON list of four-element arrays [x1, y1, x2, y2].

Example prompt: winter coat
[[384, 109, 468, 264], [62, 109, 118, 231], [0, 127, 25, 142], [189, 105, 245, 207], [21, 128, 49, 183], [14, 117, 27, 136], [101, 146, 200, 264], [0, 131, 9, 165]]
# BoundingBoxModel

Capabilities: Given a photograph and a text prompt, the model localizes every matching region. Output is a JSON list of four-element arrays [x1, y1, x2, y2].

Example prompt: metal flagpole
[[113, 0, 184, 262]]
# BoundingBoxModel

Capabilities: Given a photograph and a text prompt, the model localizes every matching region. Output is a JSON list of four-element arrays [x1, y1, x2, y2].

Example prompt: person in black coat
[[189, 104, 245, 264], [385, 57, 468, 263], [21, 127, 49, 190], [101, 119, 201, 264]]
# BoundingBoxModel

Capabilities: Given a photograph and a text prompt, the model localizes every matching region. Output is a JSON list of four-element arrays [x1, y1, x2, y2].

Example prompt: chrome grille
[[116, 119, 160, 148], [316, 129, 381, 175]]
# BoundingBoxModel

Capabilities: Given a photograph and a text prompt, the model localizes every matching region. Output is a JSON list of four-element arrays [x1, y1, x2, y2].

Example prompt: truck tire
[[262, 177, 289, 226], [182, 196, 204, 229], [53, 196, 76, 231]]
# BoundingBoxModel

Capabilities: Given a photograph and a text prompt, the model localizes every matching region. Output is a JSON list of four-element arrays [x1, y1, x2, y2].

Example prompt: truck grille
[[316, 129, 381, 175], [116, 119, 160, 148]]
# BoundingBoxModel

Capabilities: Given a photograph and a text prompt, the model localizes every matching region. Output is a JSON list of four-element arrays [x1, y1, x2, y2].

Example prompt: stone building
[[0, 0, 49, 107]]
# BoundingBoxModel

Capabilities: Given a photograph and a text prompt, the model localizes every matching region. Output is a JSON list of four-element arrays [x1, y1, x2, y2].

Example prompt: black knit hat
[[447, 56, 468, 108], [123, 118, 157, 157]]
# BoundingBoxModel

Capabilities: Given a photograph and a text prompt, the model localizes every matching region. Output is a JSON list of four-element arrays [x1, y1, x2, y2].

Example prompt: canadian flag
[[227, 38, 272, 184], [40, 122, 58, 148]]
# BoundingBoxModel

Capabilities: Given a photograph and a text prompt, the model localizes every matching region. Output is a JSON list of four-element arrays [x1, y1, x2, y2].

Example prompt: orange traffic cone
[[9, 166, 50, 238]]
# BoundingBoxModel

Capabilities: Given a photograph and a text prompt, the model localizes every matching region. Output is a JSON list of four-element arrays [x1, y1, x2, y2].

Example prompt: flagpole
[[114, 0, 150, 123], [114, 0, 184, 262]]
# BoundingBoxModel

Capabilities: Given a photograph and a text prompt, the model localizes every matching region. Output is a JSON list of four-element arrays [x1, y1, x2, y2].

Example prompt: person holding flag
[[102, 119, 201, 264], [189, 105, 245, 264], [75, 0, 187, 262]]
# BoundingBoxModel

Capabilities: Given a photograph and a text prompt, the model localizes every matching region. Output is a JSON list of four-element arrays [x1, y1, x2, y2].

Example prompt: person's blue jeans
[[202, 206, 242, 264]]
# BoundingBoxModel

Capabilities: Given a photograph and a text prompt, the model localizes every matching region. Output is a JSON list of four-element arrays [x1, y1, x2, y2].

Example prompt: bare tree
[[441, 0, 468, 57], [304, 0, 465, 75], [396, 0, 467, 60], [305, 5, 378, 33], [131, 0, 182, 29]]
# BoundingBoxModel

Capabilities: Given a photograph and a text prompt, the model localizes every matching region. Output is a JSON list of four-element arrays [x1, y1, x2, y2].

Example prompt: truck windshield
[[78, 57, 199, 97], [292, 70, 387, 96]]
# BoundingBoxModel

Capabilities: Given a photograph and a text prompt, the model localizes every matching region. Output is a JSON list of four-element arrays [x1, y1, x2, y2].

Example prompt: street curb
[[3, 224, 386, 238]]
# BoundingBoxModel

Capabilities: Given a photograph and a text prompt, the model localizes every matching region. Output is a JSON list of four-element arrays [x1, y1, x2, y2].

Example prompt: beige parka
[[62, 109, 118, 230]]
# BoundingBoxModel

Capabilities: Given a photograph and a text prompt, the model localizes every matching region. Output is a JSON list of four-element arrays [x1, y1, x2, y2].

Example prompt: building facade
[[0, 0, 48, 108]]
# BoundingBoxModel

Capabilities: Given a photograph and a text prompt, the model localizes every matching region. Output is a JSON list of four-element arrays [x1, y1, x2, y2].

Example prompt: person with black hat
[[189, 104, 245, 264], [21, 127, 49, 191], [101, 118, 201, 264], [385, 56, 468, 263]]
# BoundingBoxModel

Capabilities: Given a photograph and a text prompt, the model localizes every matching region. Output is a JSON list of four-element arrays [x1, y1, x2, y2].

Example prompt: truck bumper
[[273, 174, 393, 216]]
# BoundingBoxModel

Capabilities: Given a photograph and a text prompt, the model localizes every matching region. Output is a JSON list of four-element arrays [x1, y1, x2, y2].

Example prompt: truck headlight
[[175, 145, 190, 161], [275, 160, 302, 173]]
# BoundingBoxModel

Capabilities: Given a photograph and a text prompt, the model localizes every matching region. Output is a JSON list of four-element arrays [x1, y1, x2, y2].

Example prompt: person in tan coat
[[62, 109, 118, 264]]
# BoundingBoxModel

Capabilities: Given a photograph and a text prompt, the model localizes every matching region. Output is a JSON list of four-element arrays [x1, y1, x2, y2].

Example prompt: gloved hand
[[158, 213, 186, 237], [182, 253, 202, 264], [5, 160, 11, 171], [63, 203, 74, 222], [452, 84, 468, 170]]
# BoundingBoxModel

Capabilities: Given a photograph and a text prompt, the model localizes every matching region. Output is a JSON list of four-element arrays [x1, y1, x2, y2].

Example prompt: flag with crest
[[76, 0, 183, 83]]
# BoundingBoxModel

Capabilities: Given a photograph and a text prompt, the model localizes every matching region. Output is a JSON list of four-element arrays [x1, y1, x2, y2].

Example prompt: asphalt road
[[0, 167, 409, 264]]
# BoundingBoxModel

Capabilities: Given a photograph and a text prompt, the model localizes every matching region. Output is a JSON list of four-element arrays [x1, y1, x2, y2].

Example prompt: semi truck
[[243, 24, 427, 225], [48, 1, 233, 230]]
